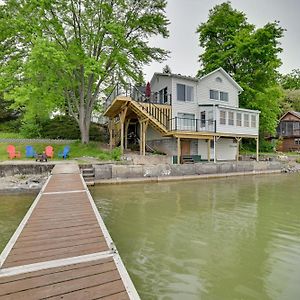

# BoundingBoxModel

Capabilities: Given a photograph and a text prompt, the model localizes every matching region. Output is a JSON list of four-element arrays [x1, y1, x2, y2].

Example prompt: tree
[[0, 0, 169, 143], [162, 64, 171, 74], [197, 2, 284, 134], [279, 69, 300, 112], [280, 69, 300, 90]]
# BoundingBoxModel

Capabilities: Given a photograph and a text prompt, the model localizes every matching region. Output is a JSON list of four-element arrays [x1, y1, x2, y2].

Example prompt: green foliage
[[280, 69, 300, 90], [197, 2, 284, 134], [0, 0, 169, 143]]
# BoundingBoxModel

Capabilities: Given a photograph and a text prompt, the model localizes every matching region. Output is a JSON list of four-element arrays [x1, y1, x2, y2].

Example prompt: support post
[[125, 118, 131, 150], [108, 118, 114, 150], [207, 139, 211, 162], [256, 137, 259, 162], [139, 119, 143, 155], [177, 137, 181, 164], [142, 119, 149, 156], [235, 137, 242, 161], [119, 107, 128, 155], [213, 136, 216, 163]]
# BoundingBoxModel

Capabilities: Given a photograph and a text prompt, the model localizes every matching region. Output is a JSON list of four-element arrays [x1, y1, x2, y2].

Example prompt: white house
[[104, 67, 260, 163]]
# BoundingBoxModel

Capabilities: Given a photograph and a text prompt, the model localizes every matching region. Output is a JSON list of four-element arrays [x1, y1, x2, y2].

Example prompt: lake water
[[1, 174, 300, 300], [0, 192, 35, 251], [91, 174, 300, 300]]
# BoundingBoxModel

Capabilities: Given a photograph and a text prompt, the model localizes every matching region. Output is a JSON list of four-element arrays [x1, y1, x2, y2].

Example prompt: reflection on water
[[91, 174, 300, 300], [0, 192, 35, 251]]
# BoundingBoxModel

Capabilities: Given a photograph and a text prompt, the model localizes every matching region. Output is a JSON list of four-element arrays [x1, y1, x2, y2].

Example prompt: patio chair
[[7, 145, 21, 159], [25, 145, 36, 158], [45, 145, 54, 158], [58, 145, 70, 159]]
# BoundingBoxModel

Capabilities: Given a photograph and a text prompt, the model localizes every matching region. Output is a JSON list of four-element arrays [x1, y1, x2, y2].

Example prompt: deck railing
[[104, 84, 171, 130], [168, 117, 216, 133]]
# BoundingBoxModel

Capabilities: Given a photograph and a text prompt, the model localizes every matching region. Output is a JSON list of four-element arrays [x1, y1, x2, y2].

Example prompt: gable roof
[[199, 67, 243, 92], [150, 72, 198, 84], [279, 111, 300, 121], [150, 67, 243, 92]]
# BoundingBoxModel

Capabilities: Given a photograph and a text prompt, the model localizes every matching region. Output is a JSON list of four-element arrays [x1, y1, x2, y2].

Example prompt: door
[[181, 140, 191, 155]]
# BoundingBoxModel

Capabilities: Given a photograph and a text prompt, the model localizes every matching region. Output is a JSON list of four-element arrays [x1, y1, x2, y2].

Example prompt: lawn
[[0, 141, 121, 162]]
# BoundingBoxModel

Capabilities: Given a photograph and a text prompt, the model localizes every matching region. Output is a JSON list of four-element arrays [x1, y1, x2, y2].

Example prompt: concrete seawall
[[93, 161, 286, 183]]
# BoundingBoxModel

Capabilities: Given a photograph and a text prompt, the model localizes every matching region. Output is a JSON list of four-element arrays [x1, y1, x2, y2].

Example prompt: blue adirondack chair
[[25, 145, 36, 158], [58, 146, 70, 159]]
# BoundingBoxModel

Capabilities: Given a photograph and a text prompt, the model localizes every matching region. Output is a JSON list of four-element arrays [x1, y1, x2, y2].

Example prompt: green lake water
[[90, 174, 300, 300], [0, 192, 35, 252]]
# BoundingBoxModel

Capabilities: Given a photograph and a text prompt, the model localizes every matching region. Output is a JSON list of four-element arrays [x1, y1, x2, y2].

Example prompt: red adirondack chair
[[7, 145, 21, 159], [45, 145, 54, 158]]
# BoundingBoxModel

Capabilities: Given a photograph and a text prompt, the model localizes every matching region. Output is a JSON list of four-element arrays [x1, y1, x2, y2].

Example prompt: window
[[236, 113, 242, 126], [201, 111, 206, 127], [216, 77, 222, 83], [251, 115, 256, 128], [177, 84, 185, 101], [295, 138, 300, 145], [210, 89, 219, 100], [220, 110, 226, 125], [244, 114, 249, 127], [177, 84, 194, 101], [177, 113, 195, 130], [210, 90, 229, 101], [220, 92, 228, 101], [228, 111, 234, 125]]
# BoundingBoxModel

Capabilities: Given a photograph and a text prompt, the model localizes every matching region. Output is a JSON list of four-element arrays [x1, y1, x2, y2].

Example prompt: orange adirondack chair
[[7, 145, 21, 159], [45, 145, 54, 158]]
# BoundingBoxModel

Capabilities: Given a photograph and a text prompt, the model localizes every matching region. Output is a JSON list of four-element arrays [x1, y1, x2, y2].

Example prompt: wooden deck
[[0, 164, 139, 300]]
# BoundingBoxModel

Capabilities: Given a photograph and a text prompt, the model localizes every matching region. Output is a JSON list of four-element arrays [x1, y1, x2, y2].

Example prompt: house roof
[[150, 72, 198, 84], [198, 67, 243, 92], [150, 67, 243, 92], [280, 111, 300, 121]]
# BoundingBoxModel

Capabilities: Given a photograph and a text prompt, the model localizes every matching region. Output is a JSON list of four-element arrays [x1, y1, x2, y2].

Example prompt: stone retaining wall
[[93, 161, 285, 181], [0, 164, 54, 177]]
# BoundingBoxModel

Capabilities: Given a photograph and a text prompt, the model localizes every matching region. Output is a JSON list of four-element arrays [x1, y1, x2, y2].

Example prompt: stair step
[[85, 181, 95, 186], [83, 174, 95, 178], [82, 168, 94, 173]]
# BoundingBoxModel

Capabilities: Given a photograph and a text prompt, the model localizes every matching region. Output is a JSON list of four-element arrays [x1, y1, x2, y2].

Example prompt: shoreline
[[0, 160, 298, 192]]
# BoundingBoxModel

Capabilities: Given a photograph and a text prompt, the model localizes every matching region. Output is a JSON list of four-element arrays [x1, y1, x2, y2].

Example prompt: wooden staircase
[[129, 100, 170, 134], [81, 165, 95, 186]]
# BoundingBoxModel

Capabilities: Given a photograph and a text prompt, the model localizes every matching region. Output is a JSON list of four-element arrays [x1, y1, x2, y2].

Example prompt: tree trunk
[[79, 120, 90, 144]]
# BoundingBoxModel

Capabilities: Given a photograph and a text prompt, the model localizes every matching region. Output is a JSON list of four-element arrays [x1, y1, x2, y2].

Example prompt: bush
[[0, 119, 22, 133], [40, 116, 105, 141], [20, 120, 43, 138]]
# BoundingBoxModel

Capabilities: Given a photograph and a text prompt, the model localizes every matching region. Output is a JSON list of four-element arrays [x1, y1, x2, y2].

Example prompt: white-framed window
[[236, 112, 242, 126], [209, 90, 229, 102], [200, 111, 206, 127], [220, 91, 228, 101], [251, 115, 256, 128], [228, 111, 234, 125], [210, 89, 219, 100], [244, 114, 249, 127], [295, 138, 300, 145], [220, 110, 226, 125], [177, 84, 194, 102], [177, 113, 195, 130]]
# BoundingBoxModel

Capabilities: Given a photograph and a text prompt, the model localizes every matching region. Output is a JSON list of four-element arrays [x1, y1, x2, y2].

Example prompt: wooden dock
[[0, 164, 140, 300]]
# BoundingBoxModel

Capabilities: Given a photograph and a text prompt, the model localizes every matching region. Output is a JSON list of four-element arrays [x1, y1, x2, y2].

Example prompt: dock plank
[[0, 164, 138, 299]]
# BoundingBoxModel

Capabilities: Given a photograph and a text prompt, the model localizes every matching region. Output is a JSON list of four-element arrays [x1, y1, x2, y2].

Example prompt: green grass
[[0, 141, 121, 162]]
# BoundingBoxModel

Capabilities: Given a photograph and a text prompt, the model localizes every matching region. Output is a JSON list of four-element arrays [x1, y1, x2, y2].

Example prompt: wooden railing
[[138, 102, 171, 129]]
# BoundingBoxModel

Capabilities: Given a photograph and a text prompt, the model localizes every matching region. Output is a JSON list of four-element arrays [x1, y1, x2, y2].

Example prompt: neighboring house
[[277, 111, 300, 152], [104, 67, 260, 163]]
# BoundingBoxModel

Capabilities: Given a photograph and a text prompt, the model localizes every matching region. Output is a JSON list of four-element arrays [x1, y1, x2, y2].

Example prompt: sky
[[143, 0, 300, 81]]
